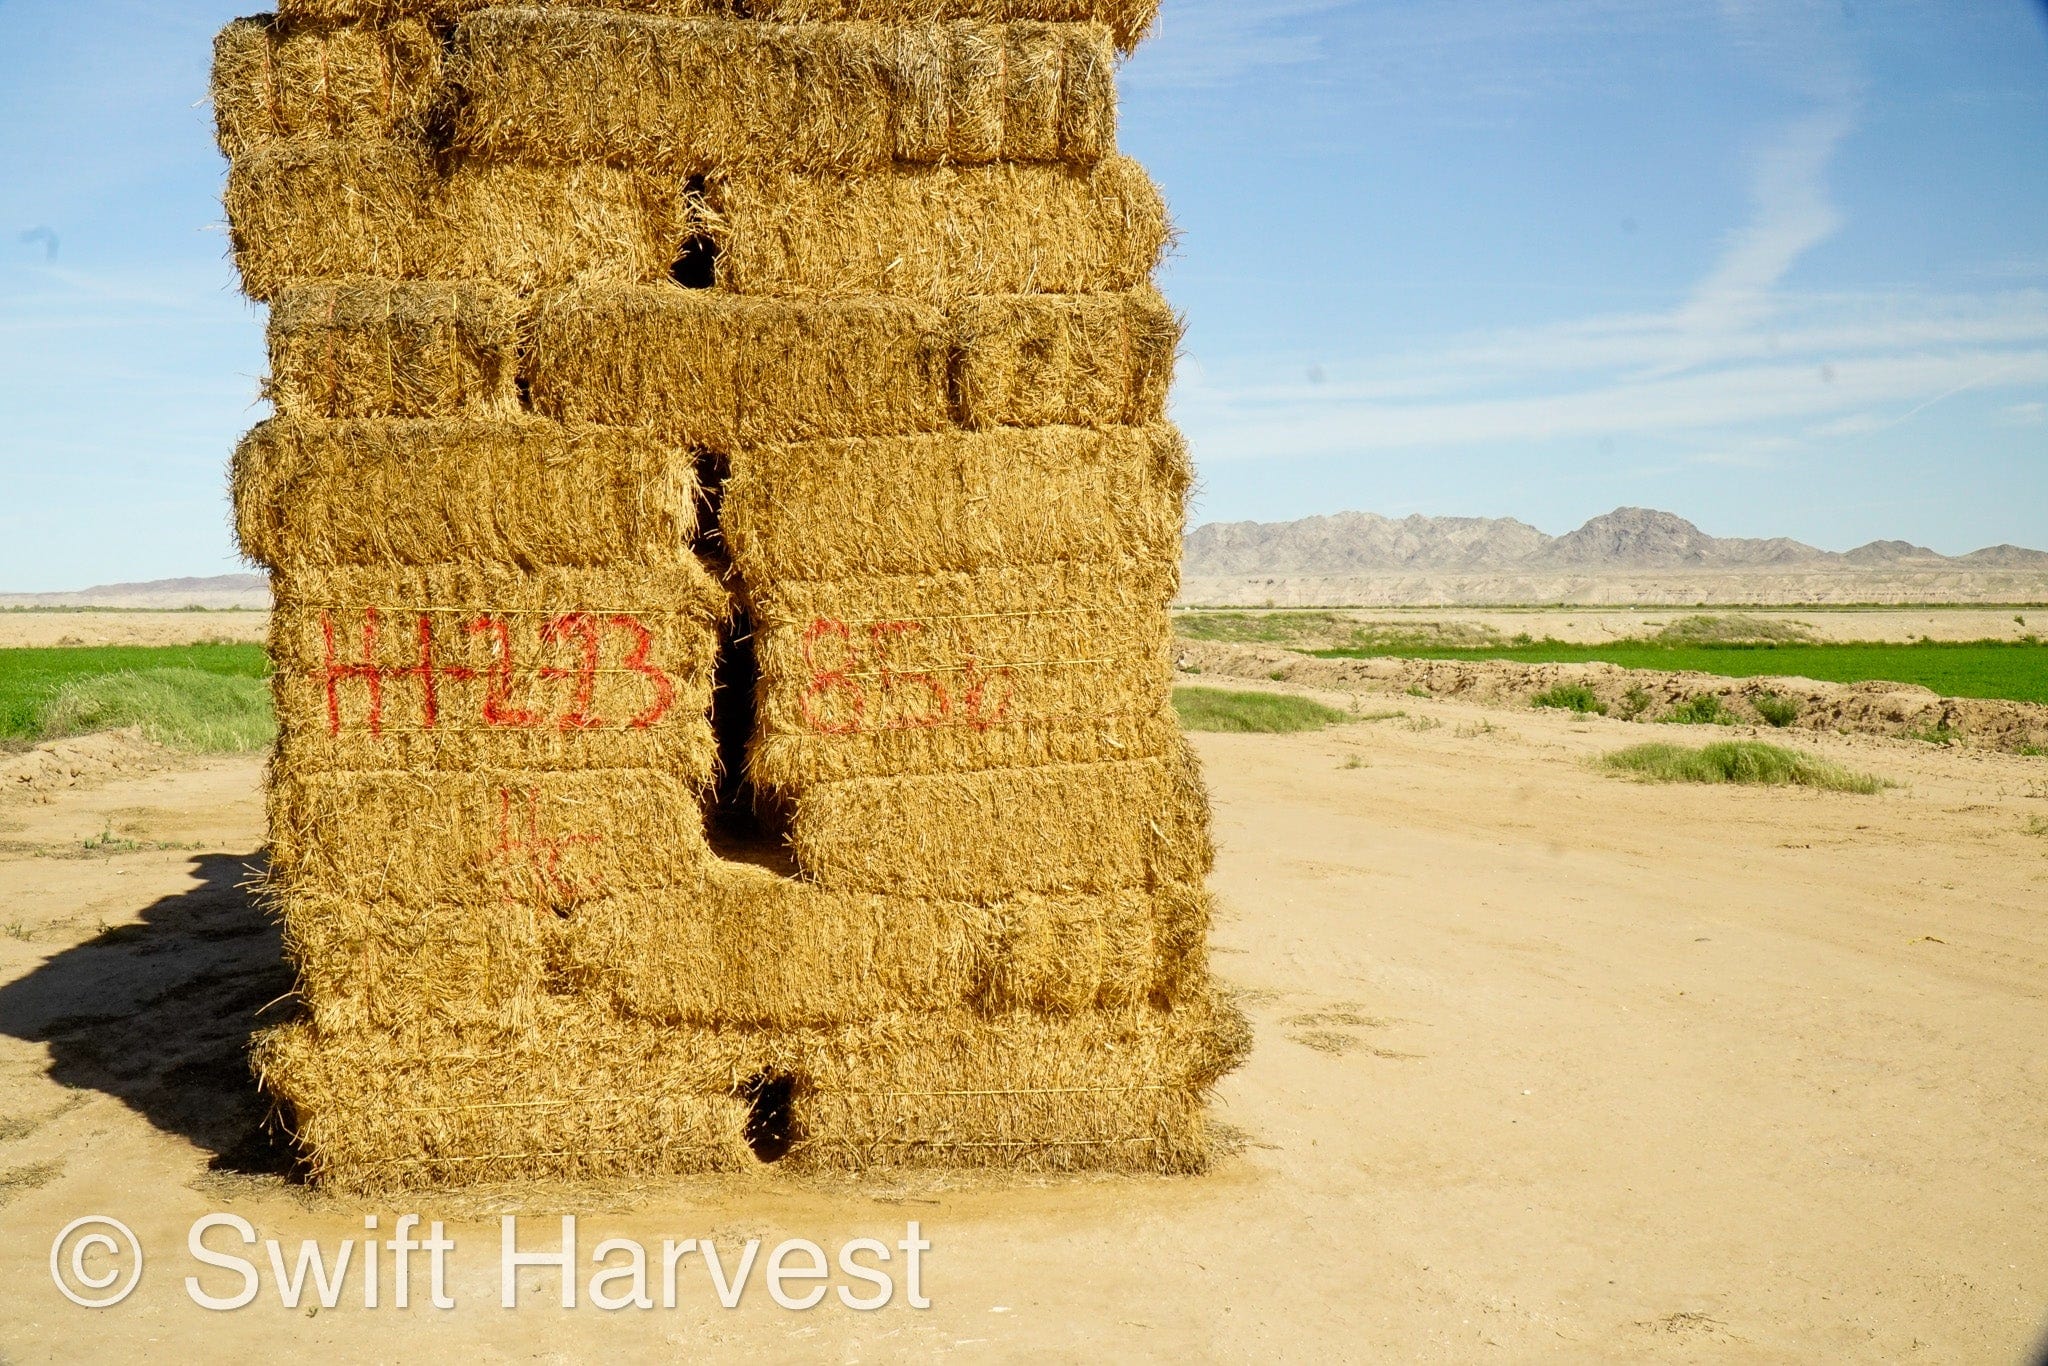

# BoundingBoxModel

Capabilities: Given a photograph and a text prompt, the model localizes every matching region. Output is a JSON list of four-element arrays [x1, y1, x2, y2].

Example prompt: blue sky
[[2, 0, 2045, 589]]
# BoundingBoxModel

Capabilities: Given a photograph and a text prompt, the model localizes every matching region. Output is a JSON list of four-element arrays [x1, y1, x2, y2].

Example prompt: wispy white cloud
[[1175, 0, 2048, 467]]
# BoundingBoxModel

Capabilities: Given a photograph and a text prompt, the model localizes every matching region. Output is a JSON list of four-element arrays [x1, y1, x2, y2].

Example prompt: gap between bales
[[1601, 741, 1890, 794]]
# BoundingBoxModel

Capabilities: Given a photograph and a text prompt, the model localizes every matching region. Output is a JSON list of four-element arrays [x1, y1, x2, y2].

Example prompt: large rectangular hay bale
[[268, 563, 723, 771], [256, 1015, 758, 1193], [225, 147, 682, 299], [212, 14, 445, 156], [786, 751, 1212, 897], [281, 889, 552, 1035], [265, 281, 523, 419], [235, 418, 699, 569], [255, 994, 1246, 1192], [267, 764, 711, 911], [271, 0, 1161, 56], [723, 425, 1189, 585], [742, 562, 1182, 782], [450, 14, 1114, 171], [951, 288, 1179, 428], [711, 157, 1167, 298], [560, 865, 1212, 1025], [525, 288, 950, 444]]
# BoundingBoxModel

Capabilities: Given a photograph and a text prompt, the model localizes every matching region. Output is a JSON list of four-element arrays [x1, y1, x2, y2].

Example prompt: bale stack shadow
[[0, 854, 298, 1176]]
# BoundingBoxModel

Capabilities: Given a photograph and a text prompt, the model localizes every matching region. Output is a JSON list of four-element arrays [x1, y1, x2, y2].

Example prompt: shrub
[[1532, 683, 1607, 715], [1618, 686, 1653, 721], [1752, 692, 1801, 728], [1663, 694, 1728, 726]]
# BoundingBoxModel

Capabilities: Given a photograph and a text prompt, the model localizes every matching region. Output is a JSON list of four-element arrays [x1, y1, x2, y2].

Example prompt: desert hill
[[1180, 508, 2048, 607]]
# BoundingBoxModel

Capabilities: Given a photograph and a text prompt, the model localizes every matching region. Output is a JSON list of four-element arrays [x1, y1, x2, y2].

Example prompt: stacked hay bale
[[216, 0, 1247, 1193]]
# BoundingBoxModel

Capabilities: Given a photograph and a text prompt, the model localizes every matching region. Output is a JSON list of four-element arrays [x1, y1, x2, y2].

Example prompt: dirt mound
[[0, 729, 170, 802], [1173, 639, 2048, 753]]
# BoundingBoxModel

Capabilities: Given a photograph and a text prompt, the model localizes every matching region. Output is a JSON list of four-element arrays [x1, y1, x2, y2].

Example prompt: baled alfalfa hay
[[448, 14, 1116, 172], [270, 0, 1164, 56], [257, 993, 1247, 1194], [215, 0, 1245, 1193], [267, 283, 1174, 436], [225, 146, 1167, 301], [262, 561, 725, 772], [234, 418, 700, 564], [560, 869, 1213, 1027], [263, 282, 525, 419], [212, 14, 447, 157]]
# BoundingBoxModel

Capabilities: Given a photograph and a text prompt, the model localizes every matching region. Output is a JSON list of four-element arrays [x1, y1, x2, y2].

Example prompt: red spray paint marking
[[797, 616, 1015, 735], [486, 786, 604, 907], [466, 616, 540, 728], [610, 614, 673, 729], [320, 608, 385, 738], [541, 612, 604, 730], [800, 617, 865, 735], [312, 609, 676, 737]]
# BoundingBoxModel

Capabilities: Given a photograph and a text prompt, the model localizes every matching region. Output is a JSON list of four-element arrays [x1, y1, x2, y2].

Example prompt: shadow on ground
[[0, 852, 299, 1176]]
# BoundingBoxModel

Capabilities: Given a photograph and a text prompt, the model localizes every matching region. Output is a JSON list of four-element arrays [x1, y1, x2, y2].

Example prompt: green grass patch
[[1602, 741, 1889, 793], [1172, 686, 1355, 733], [1312, 639, 2048, 705], [0, 644, 271, 753], [1532, 683, 1607, 715]]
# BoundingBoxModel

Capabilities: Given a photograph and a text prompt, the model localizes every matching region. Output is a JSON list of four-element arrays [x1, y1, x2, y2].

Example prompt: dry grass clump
[[451, 14, 1116, 171], [266, 281, 523, 418], [235, 419, 700, 567], [1601, 741, 1889, 794]]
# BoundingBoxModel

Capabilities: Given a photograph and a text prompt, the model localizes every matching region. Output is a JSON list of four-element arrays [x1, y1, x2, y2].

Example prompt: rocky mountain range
[[0, 573, 269, 609], [1183, 507, 2048, 577]]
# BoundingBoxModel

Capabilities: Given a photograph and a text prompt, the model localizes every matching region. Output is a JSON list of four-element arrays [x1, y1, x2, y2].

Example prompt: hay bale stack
[[217, 0, 1245, 1194]]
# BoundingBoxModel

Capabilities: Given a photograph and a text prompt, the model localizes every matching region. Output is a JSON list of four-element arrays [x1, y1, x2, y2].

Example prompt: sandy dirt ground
[[1173, 605, 2044, 645], [0, 612, 268, 650], [0, 698, 2044, 1362]]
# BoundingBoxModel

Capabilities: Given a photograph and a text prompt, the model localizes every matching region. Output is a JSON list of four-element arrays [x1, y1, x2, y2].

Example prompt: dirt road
[[1, 697, 2043, 1361]]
